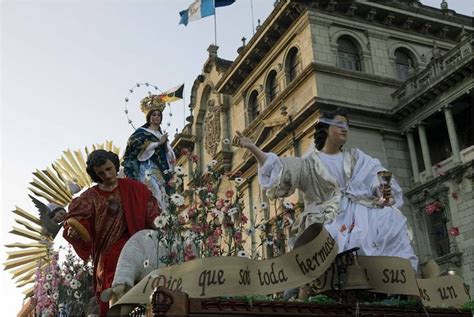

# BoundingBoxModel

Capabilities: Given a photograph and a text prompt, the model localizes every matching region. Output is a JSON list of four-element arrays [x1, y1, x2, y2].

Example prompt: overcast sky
[[1, 0, 472, 315]]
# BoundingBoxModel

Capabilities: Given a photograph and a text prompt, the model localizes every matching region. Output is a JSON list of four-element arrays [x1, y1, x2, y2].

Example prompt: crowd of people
[[61, 96, 417, 315]]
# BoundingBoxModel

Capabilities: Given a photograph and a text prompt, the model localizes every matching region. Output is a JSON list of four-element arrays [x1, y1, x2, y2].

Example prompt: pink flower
[[213, 227, 222, 237], [187, 207, 197, 218], [451, 192, 459, 200], [178, 216, 187, 225], [181, 148, 190, 156], [240, 213, 248, 224], [340, 224, 347, 232], [168, 179, 176, 187], [225, 190, 234, 198], [191, 154, 199, 163], [234, 231, 243, 243], [425, 201, 443, 215], [448, 227, 460, 237], [215, 199, 224, 209]]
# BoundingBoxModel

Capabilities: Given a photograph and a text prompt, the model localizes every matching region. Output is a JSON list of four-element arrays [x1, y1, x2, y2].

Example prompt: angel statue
[[29, 195, 67, 239]]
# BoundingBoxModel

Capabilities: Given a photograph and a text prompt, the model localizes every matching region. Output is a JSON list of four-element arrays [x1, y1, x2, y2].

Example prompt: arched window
[[286, 47, 300, 83], [248, 90, 259, 122], [395, 48, 414, 81], [266, 70, 278, 105], [336, 36, 361, 71]]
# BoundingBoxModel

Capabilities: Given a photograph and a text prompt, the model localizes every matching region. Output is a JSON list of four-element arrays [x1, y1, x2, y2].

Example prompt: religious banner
[[417, 275, 470, 308], [112, 225, 337, 305], [358, 256, 419, 296], [109, 227, 471, 313]]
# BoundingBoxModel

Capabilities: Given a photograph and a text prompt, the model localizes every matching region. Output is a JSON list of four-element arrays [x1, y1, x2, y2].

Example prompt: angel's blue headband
[[318, 118, 349, 130]]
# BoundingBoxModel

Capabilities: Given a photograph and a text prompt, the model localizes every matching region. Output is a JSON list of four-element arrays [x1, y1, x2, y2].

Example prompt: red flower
[[225, 190, 234, 198], [451, 192, 459, 200], [448, 227, 460, 237], [240, 213, 248, 224], [340, 224, 347, 232], [191, 154, 199, 163]]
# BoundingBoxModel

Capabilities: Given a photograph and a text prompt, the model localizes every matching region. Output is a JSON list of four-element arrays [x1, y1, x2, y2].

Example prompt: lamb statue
[[100, 229, 170, 303]]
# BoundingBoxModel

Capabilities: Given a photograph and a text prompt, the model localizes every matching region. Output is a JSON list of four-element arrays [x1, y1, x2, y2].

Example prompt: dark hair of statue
[[85, 149, 120, 183], [313, 108, 349, 150], [144, 109, 163, 130]]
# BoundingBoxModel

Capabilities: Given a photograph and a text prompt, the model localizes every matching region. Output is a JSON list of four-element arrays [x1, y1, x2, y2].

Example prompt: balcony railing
[[392, 34, 472, 105]]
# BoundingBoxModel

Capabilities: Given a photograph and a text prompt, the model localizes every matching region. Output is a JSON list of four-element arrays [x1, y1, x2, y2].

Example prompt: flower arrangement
[[33, 247, 93, 316], [144, 148, 297, 269]]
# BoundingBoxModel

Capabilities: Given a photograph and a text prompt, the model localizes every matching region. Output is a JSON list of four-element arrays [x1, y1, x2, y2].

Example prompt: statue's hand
[[159, 132, 169, 145], [233, 131, 254, 149]]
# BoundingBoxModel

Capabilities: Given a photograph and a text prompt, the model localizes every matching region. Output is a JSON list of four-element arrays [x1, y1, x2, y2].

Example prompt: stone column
[[406, 130, 420, 183], [417, 122, 433, 178], [443, 105, 462, 164]]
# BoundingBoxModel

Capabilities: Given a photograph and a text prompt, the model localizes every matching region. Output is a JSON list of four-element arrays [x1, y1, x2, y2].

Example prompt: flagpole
[[250, 0, 255, 35], [213, 4, 218, 45]]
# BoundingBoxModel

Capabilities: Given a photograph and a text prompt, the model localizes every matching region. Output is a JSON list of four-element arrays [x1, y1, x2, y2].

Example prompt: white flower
[[65, 273, 72, 281], [67, 289, 72, 296], [237, 250, 250, 258], [260, 202, 268, 210], [74, 290, 82, 299], [70, 279, 81, 289], [228, 207, 239, 217], [143, 259, 150, 268], [174, 166, 185, 176], [52, 292, 59, 300], [263, 239, 274, 246], [176, 177, 183, 187], [222, 138, 230, 145], [283, 202, 294, 209], [211, 209, 224, 222], [209, 160, 218, 167], [46, 273, 53, 280], [153, 214, 169, 229], [234, 177, 244, 185], [170, 193, 185, 206], [43, 282, 51, 290], [246, 226, 256, 235]]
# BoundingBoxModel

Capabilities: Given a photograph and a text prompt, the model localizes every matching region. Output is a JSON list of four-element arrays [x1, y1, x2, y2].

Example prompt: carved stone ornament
[[204, 99, 221, 157]]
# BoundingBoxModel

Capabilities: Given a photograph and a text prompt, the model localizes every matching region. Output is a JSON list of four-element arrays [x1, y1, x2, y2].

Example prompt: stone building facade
[[172, 0, 473, 296]]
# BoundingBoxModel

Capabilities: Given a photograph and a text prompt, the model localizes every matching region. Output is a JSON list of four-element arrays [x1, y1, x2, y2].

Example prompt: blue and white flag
[[179, 0, 235, 26], [179, 0, 215, 26]]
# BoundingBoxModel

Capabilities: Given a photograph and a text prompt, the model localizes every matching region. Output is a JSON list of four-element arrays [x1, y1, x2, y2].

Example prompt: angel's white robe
[[258, 148, 418, 270]]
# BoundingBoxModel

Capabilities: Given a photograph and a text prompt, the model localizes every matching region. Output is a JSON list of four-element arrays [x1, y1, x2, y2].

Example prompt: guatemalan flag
[[179, 0, 235, 26]]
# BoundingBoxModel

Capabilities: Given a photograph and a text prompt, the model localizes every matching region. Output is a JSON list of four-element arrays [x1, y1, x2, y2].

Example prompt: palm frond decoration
[[3, 141, 120, 296]]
